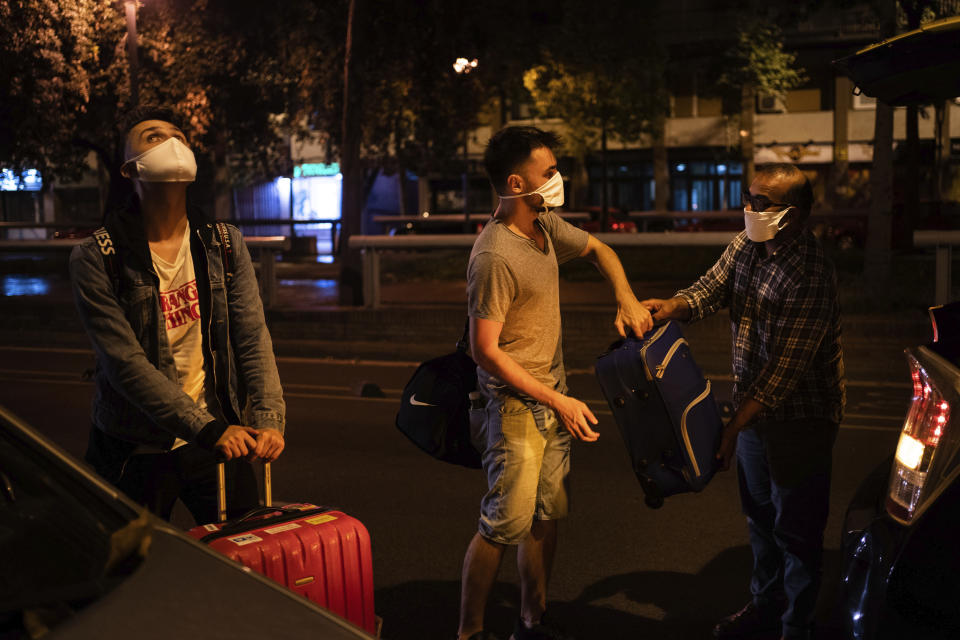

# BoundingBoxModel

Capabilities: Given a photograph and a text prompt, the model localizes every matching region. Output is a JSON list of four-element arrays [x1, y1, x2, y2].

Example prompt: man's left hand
[[715, 422, 743, 472], [252, 429, 285, 462], [615, 296, 654, 338]]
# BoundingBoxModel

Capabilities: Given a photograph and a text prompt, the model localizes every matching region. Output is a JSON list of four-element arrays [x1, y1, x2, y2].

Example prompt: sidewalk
[[0, 260, 932, 382]]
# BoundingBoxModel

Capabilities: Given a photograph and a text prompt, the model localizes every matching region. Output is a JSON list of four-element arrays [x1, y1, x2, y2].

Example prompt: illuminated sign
[[1, 168, 42, 192], [294, 163, 341, 178]]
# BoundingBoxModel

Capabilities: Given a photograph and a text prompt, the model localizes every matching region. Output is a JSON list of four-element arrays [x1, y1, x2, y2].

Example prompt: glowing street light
[[453, 58, 478, 231], [124, 1, 140, 105], [453, 58, 478, 75]]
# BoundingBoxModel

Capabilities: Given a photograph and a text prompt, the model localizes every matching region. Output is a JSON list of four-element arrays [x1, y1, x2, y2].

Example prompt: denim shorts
[[470, 393, 572, 545]]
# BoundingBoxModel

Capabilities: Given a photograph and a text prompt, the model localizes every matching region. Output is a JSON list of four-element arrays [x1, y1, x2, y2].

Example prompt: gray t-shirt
[[467, 211, 589, 396]]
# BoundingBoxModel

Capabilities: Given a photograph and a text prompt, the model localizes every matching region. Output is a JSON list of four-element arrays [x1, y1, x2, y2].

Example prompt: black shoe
[[466, 632, 502, 640], [511, 614, 573, 640], [712, 601, 781, 639]]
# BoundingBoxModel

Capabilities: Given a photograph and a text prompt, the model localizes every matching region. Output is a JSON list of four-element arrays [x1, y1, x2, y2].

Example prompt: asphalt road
[[0, 345, 910, 640]]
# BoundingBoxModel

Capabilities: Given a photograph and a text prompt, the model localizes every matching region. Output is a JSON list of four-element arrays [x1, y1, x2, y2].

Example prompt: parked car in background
[[0, 404, 374, 640], [840, 302, 960, 639]]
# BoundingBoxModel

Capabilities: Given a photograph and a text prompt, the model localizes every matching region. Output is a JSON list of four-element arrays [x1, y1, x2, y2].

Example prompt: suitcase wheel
[[644, 492, 664, 509], [614, 396, 625, 408], [639, 477, 665, 509]]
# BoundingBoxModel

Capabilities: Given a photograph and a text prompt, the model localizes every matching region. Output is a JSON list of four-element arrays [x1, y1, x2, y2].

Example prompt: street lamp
[[453, 58, 478, 232], [124, 1, 140, 106]]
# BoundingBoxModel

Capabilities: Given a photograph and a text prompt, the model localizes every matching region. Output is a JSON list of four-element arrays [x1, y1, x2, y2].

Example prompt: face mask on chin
[[124, 137, 197, 183], [743, 206, 792, 242], [499, 171, 564, 210]]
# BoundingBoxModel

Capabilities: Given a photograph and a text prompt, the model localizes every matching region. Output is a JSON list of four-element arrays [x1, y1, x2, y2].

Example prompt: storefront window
[[671, 161, 742, 211]]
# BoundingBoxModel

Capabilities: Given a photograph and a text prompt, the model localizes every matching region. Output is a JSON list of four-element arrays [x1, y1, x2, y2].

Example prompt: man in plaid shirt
[[643, 163, 845, 640]]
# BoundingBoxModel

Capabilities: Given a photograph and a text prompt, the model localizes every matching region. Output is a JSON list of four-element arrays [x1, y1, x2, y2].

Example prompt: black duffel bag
[[395, 321, 482, 468]]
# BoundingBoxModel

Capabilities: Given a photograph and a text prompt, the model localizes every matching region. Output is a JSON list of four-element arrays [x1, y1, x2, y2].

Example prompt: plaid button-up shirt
[[677, 230, 845, 425]]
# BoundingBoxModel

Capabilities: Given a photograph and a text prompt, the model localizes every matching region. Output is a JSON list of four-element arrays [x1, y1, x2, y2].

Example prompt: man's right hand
[[640, 296, 690, 322], [551, 394, 600, 442], [214, 425, 259, 461]]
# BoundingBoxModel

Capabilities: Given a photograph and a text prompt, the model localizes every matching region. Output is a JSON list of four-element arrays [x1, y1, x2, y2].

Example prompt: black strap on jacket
[[94, 222, 234, 292]]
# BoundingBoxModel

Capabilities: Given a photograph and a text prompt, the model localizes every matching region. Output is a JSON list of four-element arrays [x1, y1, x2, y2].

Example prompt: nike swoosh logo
[[409, 394, 438, 407]]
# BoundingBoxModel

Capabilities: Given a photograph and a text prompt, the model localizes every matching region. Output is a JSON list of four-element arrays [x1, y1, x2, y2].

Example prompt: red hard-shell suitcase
[[186, 463, 377, 635]]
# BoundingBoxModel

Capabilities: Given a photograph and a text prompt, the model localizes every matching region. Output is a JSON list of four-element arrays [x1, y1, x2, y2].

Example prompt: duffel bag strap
[[456, 316, 470, 353]]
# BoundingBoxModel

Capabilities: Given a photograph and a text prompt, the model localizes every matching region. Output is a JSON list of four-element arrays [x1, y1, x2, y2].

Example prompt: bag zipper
[[638, 323, 671, 380], [654, 338, 689, 379], [679, 380, 712, 478]]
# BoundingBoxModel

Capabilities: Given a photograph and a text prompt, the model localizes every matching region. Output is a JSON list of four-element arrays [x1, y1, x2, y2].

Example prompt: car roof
[[833, 15, 960, 105]]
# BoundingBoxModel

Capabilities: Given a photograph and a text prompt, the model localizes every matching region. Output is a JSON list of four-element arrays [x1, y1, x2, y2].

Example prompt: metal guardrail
[[0, 236, 290, 308], [347, 231, 738, 308], [914, 230, 960, 306]]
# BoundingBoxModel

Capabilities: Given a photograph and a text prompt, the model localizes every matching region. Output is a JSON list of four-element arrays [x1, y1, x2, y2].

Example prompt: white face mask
[[499, 171, 564, 209], [744, 206, 791, 242], [125, 137, 197, 183]]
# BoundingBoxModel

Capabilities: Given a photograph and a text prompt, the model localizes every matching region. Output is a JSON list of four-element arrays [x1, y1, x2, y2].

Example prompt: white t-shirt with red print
[[151, 224, 208, 449]]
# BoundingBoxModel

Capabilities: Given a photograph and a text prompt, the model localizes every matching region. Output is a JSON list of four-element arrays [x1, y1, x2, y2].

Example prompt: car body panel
[[0, 404, 374, 639], [840, 343, 960, 639]]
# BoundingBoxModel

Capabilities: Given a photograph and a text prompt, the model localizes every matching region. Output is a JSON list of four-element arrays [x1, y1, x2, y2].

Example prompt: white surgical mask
[[743, 206, 791, 242], [125, 137, 197, 183], [500, 171, 564, 209]]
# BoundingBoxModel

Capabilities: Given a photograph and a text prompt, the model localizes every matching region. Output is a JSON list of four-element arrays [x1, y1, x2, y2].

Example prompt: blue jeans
[[736, 419, 838, 639], [471, 394, 572, 545]]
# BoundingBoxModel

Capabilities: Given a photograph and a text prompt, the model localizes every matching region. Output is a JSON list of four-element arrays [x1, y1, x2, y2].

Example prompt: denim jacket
[[69, 197, 285, 450]]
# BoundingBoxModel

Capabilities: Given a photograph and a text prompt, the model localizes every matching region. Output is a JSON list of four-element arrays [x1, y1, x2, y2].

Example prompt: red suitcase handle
[[216, 461, 272, 523]]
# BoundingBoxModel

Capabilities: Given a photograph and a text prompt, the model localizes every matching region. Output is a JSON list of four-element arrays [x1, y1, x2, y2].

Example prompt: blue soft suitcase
[[595, 321, 723, 508]]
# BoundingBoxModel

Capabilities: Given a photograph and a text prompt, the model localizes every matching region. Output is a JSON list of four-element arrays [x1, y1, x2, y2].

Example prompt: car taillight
[[886, 357, 951, 523]]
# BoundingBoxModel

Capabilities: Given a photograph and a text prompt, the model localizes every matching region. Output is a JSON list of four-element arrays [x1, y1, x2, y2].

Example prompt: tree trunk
[[901, 1, 924, 247], [600, 121, 609, 231], [904, 104, 920, 244], [831, 75, 850, 209], [866, 101, 894, 293], [571, 156, 589, 211], [213, 135, 231, 221], [864, 0, 897, 295], [338, 0, 364, 306], [741, 84, 756, 188], [935, 99, 951, 205], [653, 120, 669, 212]]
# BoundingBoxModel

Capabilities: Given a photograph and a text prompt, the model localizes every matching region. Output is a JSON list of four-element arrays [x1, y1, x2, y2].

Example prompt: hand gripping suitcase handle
[[216, 461, 272, 523]]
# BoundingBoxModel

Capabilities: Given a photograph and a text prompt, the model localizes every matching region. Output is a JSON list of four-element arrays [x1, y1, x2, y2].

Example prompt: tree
[[285, 0, 495, 303], [522, 0, 669, 229], [716, 21, 807, 188], [1, 0, 313, 218], [0, 0, 120, 184]]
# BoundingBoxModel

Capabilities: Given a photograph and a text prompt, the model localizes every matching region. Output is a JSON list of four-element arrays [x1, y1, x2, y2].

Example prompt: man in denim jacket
[[70, 106, 285, 523]]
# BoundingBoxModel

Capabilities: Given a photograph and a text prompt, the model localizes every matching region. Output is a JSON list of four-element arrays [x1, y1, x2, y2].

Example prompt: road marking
[[568, 368, 911, 389], [592, 408, 899, 432], [840, 424, 901, 432], [277, 355, 420, 368], [844, 412, 904, 422], [0, 377, 90, 386], [0, 348, 913, 390], [0, 368, 84, 378], [285, 391, 397, 403], [0, 346, 92, 355]]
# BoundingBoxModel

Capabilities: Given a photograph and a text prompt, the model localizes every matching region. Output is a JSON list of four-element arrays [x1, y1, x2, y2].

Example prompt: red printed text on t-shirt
[[160, 280, 201, 330]]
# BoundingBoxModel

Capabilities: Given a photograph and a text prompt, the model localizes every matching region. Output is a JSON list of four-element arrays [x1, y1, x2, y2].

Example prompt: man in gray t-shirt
[[457, 126, 654, 640]]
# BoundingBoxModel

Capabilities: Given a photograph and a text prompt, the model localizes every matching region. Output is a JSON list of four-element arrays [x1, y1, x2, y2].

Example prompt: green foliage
[[717, 22, 807, 102], [521, 1, 669, 160], [289, 0, 490, 177], [0, 0, 121, 181]]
